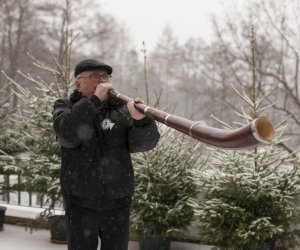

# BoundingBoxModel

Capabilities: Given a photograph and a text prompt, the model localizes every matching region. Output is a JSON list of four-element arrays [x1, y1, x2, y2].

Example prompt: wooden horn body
[[109, 90, 275, 149]]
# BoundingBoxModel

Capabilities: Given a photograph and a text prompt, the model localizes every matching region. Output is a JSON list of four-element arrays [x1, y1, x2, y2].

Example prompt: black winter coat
[[52, 91, 160, 202]]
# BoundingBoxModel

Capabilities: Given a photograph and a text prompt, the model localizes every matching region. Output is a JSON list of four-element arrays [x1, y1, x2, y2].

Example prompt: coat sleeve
[[127, 115, 160, 153], [52, 96, 100, 148]]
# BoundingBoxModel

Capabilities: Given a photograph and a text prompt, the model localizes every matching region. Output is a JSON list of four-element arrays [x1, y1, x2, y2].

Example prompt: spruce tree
[[2, 55, 71, 209], [131, 125, 205, 239]]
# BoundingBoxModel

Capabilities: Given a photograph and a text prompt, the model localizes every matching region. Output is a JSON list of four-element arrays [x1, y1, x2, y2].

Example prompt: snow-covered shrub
[[3, 60, 71, 209], [190, 140, 300, 249], [131, 124, 205, 238]]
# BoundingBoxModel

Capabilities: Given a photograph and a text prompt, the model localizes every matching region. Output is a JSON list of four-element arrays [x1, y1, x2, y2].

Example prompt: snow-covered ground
[[0, 224, 213, 250], [0, 224, 67, 250], [0, 203, 213, 250]]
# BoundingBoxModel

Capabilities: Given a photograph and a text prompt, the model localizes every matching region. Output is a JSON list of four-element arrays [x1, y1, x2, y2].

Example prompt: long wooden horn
[[109, 90, 275, 149]]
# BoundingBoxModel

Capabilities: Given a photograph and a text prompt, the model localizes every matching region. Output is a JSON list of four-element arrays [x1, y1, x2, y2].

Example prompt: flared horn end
[[253, 117, 275, 143]]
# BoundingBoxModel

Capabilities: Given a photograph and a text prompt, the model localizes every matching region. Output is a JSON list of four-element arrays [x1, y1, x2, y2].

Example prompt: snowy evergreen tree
[[2, 53, 72, 209], [190, 141, 300, 249], [131, 125, 205, 238]]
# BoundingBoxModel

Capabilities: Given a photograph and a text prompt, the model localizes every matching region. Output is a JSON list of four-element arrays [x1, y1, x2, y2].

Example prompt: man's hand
[[94, 83, 113, 101], [127, 98, 146, 120]]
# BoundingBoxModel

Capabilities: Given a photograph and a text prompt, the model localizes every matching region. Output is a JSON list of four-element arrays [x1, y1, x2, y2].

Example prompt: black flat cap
[[74, 59, 113, 77]]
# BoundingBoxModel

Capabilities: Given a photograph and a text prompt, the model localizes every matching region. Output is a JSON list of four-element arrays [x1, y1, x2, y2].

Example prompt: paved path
[[0, 224, 213, 250]]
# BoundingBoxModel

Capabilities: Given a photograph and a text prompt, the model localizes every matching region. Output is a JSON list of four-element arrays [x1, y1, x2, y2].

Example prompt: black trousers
[[65, 202, 131, 250]]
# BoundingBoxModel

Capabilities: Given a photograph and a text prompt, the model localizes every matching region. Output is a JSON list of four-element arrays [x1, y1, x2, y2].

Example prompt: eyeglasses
[[78, 74, 112, 82]]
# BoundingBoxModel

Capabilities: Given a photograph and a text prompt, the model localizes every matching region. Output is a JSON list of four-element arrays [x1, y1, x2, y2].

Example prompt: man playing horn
[[52, 59, 160, 250]]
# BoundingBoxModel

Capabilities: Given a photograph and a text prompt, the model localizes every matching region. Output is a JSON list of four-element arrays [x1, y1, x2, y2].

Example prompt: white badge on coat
[[101, 118, 115, 131]]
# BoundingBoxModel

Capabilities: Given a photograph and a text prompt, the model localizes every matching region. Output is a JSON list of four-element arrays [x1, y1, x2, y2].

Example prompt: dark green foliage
[[191, 148, 300, 249], [131, 125, 205, 238]]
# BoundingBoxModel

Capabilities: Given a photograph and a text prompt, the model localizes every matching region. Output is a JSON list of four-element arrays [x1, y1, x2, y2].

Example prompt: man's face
[[75, 69, 111, 97]]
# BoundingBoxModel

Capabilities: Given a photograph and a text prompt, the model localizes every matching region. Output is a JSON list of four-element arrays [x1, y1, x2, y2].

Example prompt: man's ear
[[75, 79, 80, 90]]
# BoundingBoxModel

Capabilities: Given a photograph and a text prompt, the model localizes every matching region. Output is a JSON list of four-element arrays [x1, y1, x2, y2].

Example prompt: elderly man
[[52, 59, 160, 250]]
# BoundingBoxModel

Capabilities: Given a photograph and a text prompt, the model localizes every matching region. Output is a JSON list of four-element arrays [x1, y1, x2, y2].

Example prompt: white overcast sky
[[101, 0, 243, 49]]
